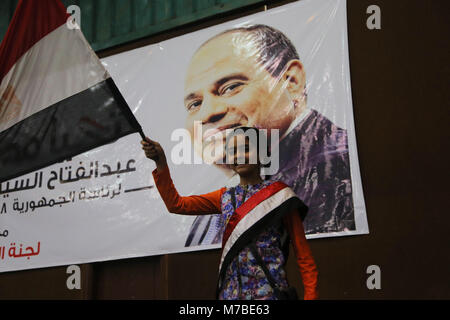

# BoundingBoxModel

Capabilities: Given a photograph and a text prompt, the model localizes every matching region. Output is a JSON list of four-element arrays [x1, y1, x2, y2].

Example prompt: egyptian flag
[[0, 0, 143, 183], [216, 181, 308, 296]]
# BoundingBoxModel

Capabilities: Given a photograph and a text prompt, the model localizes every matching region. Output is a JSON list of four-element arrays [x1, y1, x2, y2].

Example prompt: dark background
[[0, 0, 449, 299]]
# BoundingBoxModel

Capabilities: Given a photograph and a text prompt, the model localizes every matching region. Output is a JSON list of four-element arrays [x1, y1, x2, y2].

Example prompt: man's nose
[[200, 95, 228, 124]]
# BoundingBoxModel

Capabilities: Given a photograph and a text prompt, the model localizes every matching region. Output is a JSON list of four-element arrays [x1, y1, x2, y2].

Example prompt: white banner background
[[0, 0, 368, 273]]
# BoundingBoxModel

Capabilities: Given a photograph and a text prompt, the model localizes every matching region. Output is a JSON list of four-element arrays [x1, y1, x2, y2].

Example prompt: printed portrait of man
[[182, 24, 355, 246]]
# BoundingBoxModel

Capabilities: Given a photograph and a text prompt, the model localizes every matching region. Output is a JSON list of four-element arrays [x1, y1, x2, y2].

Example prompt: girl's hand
[[141, 137, 168, 170]]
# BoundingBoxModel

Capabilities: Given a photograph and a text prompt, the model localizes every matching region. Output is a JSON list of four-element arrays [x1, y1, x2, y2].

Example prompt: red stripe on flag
[[221, 181, 288, 248], [0, 0, 69, 83]]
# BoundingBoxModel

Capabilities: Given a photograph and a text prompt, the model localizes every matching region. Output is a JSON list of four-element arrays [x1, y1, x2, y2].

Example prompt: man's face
[[184, 32, 297, 164]]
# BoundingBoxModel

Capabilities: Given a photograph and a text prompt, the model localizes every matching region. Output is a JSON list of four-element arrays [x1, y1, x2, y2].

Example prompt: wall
[[0, 0, 449, 299], [0, 0, 266, 51]]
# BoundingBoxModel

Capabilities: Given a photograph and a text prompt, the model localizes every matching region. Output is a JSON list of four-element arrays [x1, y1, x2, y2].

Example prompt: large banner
[[0, 0, 368, 273]]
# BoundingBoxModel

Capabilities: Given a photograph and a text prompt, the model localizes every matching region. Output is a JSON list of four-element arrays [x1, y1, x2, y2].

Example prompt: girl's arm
[[283, 210, 319, 300], [152, 165, 225, 215], [142, 136, 225, 215]]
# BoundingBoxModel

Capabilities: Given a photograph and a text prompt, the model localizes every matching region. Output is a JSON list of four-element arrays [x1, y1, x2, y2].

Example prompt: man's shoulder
[[293, 108, 348, 143], [308, 109, 346, 131]]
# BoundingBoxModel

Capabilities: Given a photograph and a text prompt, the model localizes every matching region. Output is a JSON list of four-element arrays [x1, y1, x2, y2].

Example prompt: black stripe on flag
[[0, 78, 141, 182]]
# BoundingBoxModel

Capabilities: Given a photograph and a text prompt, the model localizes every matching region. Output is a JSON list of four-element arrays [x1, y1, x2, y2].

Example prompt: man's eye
[[187, 100, 202, 111], [220, 82, 243, 96]]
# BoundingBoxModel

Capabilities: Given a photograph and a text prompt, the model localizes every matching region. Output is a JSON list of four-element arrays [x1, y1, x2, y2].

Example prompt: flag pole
[[138, 128, 146, 140]]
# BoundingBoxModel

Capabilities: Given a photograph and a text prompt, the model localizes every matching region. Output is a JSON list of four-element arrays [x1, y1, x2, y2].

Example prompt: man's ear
[[282, 59, 306, 97]]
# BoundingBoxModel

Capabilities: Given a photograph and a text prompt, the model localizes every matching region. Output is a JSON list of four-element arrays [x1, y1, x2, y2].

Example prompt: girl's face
[[225, 134, 260, 177]]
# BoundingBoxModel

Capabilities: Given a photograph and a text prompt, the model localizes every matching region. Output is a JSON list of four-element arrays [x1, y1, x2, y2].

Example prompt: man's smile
[[202, 123, 242, 141]]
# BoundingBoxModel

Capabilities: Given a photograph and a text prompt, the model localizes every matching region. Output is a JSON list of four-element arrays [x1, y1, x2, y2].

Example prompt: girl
[[141, 127, 318, 300]]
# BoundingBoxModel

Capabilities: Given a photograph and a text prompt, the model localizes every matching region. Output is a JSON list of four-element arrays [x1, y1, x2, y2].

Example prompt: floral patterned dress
[[217, 181, 290, 300]]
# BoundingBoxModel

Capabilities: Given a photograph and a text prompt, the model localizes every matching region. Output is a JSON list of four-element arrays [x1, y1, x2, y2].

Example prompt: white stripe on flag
[[0, 24, 109, 132]]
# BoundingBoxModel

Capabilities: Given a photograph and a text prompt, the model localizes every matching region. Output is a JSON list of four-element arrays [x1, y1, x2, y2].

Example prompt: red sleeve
[[152, 166, 225, 215], [283, 210, 319, 300]]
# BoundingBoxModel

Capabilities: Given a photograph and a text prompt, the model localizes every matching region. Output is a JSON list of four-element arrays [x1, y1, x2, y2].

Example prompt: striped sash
[[216, 181, 308, 297]]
